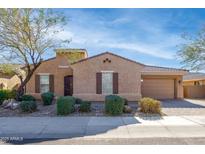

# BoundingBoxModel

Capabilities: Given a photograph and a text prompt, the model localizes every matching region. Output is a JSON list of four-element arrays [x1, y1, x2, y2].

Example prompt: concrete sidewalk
[[0, 116, 205, 139]]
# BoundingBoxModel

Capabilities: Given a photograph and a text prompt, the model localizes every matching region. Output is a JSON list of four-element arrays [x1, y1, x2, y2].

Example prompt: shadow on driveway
[[161, 99, 205, 108], [1, 116, 142, 145]]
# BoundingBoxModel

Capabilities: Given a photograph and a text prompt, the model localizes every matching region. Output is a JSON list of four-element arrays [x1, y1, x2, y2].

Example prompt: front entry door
[[64, 75, 73, 96]]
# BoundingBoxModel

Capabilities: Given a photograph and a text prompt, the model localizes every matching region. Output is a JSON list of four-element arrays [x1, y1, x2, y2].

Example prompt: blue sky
[[52, 9, 205, 69]]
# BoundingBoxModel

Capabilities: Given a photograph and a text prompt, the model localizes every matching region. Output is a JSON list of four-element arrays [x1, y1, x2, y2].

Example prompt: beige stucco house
[[183, 72, 205, 98], [0, 64, 24, 90], [0, 74, 21, 90], [25, 49, 187, 101]]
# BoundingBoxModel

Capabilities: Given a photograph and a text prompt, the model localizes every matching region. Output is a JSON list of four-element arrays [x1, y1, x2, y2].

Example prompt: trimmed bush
[[123, 98, 128, 105], [138, 97, 161, 114], [57, 96, 75, 115], [41, 92, 54, 105], [21, 94, 36, 101], [20, 101, 37, 112], [79, 101, 91, 112], [75, 98, 83, 104], [105, 95, 124, 115], [0, 90, 16, 105]]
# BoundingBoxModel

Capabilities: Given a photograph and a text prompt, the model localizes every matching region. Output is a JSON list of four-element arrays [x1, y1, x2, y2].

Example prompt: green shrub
[[138, 97, 161, 114], [57, 96, 75, 115], [105, 95, 124, 115], [123, 98, 128, 105], [20, 101, 37, 112], [0, 90, 16, 105], [41, 92, 54, 105], [7, 90, 16, 99], [0, 91, 7, 105], [21, 94, 36, 101], [75, 98, 83, 104], [79, 101, 91, 112]]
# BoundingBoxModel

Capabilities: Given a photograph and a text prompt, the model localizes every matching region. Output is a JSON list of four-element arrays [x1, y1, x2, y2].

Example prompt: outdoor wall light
[[178, 80, 181, 84], [141, 79, 143, 82]]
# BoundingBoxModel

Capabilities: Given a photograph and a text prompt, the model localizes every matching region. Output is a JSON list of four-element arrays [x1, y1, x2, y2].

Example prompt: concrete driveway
[[161, 99, 205, 116], [0, 116, 205, 144]]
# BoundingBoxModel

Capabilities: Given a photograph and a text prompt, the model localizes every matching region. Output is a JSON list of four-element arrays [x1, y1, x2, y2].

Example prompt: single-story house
[[25, 49, 187, 101], [183, 72, 205, 98]]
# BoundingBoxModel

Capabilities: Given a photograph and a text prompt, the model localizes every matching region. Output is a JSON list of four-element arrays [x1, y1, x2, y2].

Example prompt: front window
[[40, 75, 49, 93], [102, 72, 113, 94]]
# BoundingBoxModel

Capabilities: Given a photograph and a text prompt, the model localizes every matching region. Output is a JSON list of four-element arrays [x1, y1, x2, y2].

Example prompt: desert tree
[[0, 8, 68, 99], [177, 27, 205, 71]]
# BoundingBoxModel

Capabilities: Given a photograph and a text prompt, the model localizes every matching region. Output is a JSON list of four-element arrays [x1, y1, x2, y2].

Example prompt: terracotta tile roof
[[183, 72, 205, 81], [142, 65, 187, 72]]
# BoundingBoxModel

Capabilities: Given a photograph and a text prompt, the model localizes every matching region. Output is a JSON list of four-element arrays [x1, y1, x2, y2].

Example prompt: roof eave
[[141, 71, 188, 76], [71, 51, 145, 66]]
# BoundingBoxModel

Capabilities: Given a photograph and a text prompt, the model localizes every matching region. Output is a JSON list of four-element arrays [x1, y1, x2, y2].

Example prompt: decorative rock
[[123, 105, 132, 113], [11, 102, 19, 110], [2, 99, 9, 107], [3, 99, 20, 110], [4, 102, 12, 109]]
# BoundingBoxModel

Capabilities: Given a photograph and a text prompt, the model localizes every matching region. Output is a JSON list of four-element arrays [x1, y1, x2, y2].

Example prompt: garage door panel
[[142, 79, 174, 99]]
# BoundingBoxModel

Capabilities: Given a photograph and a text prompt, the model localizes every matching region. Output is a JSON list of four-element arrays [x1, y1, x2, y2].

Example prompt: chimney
[[55, 49, 88, 65]]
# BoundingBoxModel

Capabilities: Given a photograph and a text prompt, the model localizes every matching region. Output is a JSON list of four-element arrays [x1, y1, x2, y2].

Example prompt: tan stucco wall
[[0, 78, 9, 89], [26, 55, 73, 99], [183, 80, 205, 98], [0, 75, 21, 90], [177, 76, 184, 99], [184, 85, 205, 98], [7, 75, 21, 89], [71, 53, 144, 101]]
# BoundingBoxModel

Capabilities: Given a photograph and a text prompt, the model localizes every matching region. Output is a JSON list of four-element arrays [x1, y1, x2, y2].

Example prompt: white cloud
[[111, 17, 130, 24], [52, 9, 184, 60], [99, 42, 174, 59], [57, 27, 177, 59]]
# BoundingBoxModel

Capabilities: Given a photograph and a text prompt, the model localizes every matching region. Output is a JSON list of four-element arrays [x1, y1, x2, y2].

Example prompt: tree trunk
[[16, 73, 32, 101], [16, 84, 25, 101], [16, 62, 41, 101]]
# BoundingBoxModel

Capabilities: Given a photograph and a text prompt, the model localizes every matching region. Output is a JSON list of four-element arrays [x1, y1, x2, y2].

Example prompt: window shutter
[[96, 72, 102, 94], [49, 74, 54, 93], [35, 75, 40, 93], [113, 72, 118, 94]]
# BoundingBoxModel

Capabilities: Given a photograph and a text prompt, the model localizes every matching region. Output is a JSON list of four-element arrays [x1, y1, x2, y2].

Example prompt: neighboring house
[[0, 69, 22, 90], [25, 49, 187, 101], [183, 72, 205, 98]]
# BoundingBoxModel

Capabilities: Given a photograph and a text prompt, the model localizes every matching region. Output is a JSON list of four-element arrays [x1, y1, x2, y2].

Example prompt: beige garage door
[[141, 79, 175, 99]]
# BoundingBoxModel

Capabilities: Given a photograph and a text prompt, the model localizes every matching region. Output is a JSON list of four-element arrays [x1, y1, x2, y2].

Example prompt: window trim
[[101, 70, 114, 73], [38, 73, 51, 75]]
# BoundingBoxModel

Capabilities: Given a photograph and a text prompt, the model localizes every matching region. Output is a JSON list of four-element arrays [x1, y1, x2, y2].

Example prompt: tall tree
[[177, 27, 205, 71], [0, 9, 68, 99]]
